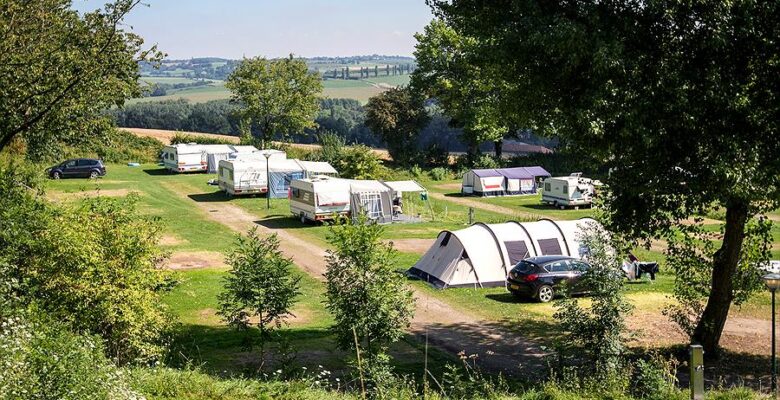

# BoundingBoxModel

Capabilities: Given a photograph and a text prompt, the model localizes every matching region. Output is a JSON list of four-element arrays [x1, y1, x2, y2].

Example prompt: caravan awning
[[349, 180, 390, 193], [299, 161, 338, 175], [382, 180, 426, 193]]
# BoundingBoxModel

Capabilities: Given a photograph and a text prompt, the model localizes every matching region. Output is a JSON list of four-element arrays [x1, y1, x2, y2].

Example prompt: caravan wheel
[[559, 204, 566, 210], [300, 214, 307, 224]]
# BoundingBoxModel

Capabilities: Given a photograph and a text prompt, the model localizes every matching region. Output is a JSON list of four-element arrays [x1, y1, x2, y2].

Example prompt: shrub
[[409, 165, 424, 179], [429, 167, 451, 181], [630, 355, 678, 400], [336, 145, 382, 179], [0, 166, 174, 364], [423, 142, 450, 167], [324, 215, 415, 357], [218, 229, 300, 367], [0, 316, 140, 400]]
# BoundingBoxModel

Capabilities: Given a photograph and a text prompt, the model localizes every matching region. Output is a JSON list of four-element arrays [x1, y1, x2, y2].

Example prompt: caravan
[[161, 143, 263, 173], [289, 176, 352, 223], [461, 166, 550, 196], [217, 158, 268, 196], [541, 174, 596, 209]]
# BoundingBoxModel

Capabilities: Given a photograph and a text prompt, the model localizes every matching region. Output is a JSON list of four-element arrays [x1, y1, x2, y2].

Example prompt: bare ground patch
[[386, 238, 435, 255], [159, 234, 187, 246], [167, 251, 226, 270]]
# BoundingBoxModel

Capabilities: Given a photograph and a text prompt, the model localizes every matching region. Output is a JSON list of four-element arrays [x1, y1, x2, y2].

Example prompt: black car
[[47, 158, 106, 179], [506, 255, 591, 303]]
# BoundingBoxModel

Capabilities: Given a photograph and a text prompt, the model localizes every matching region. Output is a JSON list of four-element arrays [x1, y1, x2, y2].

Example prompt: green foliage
[[0, 316, 140, 400], [324, 216, 415, 357], [315, 131, 347, 165], [463, 153, 500, 170], [43, 127, 164, 164], [218, 229, 301, 365], [335, 145, 382, 180], [226, 56, 323, 148], [429, 167, 451, 181], [629, 355, 678, 400], [0, 163, 174, 364], [0, 0, 162, 153], [170, 131, 233, 145], [429, 0, 780, 352], [553, 223, 633, 380], [364, 87, 430, 166]]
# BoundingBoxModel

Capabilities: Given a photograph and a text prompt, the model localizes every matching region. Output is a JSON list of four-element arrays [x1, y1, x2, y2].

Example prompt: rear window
[[511, 260, 537, 274]]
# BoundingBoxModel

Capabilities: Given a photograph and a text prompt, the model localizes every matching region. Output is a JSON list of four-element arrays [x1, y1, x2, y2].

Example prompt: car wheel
[[89, 170, 99, 179], [52, 171, 61, 180], [537, 285, 554, 303]]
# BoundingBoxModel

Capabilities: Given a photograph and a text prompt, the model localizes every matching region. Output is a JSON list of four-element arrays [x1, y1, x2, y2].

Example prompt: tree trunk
[[493, 139, 503, 159], [691, 198, 749, 355]]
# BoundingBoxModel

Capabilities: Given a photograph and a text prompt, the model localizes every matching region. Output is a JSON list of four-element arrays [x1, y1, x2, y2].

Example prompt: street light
[[763, 273, 780, 396], [263, 152, 272, 210]]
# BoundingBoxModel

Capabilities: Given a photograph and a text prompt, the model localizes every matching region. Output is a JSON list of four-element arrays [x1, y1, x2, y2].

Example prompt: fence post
[[690, 344, 704, 400]]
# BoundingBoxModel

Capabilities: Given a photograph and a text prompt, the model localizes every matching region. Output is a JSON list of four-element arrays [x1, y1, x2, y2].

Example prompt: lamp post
[[263, 152, 272, 210], [764, 273, 780, 397]]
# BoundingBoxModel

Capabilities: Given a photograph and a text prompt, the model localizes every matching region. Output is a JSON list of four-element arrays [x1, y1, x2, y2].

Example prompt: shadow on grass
[[143, 168, 173, 176], [254, 217, 323, 231], [188, 191, 232, 203], [485, 292, 539, 304]]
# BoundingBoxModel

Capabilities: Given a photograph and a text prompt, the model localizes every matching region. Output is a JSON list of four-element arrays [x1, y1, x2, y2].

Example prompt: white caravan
[[541, 174, 596, 209], [289, 176, 352, 223], [217, 158, 268, 196], [161, 143, 261, 173]]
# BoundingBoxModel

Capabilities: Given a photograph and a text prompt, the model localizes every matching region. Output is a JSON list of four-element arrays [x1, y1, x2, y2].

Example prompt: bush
[[0, 166, 174, 364], [423, 142, 450, 167], [218, 229, 300, 366], [630, 355, 678, 400], [170, 131, 233, 145], [0, 316, 140, 400], [429, 167, 451, 181], [336, 145, 382, 179]]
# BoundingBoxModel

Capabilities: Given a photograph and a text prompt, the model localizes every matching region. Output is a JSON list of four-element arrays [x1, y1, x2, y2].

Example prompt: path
[[163, 182, 548, 376]]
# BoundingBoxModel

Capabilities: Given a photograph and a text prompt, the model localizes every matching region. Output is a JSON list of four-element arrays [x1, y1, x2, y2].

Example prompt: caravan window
[[291, 188, 300, 198], [538, 239, 563, 255], [440, 232, 451, 247], [544, 182, 551, 191]]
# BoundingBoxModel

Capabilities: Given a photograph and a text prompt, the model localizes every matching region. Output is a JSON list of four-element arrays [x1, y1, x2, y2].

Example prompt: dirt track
[[161, 181, 548, 376]]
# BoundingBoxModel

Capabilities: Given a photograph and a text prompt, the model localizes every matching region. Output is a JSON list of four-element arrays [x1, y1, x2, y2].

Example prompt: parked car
[[47, 158, 106, 179], [506, 255, 591, 302]]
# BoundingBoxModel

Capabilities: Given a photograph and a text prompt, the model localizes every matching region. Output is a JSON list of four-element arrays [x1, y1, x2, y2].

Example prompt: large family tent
[[267, 159, 305, 198], [408, 218, 598, 288], [461, 166, 550, 196]]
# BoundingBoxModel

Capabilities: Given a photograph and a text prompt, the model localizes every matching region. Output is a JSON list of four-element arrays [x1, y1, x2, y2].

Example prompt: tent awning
[[471, 168, 502, 178], [349, 180, 390, 193], [382, 180, 426, 193]]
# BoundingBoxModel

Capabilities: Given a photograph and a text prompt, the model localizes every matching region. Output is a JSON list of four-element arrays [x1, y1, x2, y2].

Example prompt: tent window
[[538, 239, 562, 255], [504, 241, 529, 264], [440, 232, 451, 247], [461, 250, 470, 260]]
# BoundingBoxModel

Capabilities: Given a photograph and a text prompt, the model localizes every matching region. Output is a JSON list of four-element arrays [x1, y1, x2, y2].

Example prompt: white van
[[541, 175, 595, 209], [289, 176, 352, 223]]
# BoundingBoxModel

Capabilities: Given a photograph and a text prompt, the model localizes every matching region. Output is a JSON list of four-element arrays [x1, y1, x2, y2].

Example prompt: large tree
[[411, 19, 511, 162], [226, 56, 323, 149], [428, 0, 779, 354], [0, 0, 161, 156], [364, 87, 430, 166]]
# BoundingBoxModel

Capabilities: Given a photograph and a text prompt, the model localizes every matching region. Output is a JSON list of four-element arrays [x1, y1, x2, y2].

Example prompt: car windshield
[[511, 260, 537, 274]]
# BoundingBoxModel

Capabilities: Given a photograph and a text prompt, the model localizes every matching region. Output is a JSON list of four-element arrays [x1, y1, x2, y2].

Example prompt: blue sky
[[72, 0, 434, 59]]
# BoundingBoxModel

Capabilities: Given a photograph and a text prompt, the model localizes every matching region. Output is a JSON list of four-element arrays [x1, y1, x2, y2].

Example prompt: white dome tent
[[407, 218, 598, 288]]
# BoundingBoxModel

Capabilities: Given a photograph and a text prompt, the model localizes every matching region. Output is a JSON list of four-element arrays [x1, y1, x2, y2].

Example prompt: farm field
[[129, 76, 401, 105], [44, 162, 779, 383]]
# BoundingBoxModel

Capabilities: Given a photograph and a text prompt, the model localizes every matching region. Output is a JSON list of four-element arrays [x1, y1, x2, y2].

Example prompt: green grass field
[[44, 163, 778, 377]]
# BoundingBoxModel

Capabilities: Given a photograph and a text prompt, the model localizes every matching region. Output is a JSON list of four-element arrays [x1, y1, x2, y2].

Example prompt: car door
[[76, 159, 94, 177], [545, 260, 573, 290], [62, 160, 78, 177], [568, 261, 591, 294]]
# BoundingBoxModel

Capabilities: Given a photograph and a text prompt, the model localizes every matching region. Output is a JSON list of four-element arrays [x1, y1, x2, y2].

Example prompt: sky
[[72, 0, 435, 59]]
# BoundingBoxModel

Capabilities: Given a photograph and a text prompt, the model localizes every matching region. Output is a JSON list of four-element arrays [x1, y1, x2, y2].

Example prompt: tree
[[0, 0, 161, 156], [226, 56, 323, 149], [428, 0, 780, 354], [218, 229, 301, 367], [411, 20, 509, 163], [0, 164, 174, 364], [324, 216, 415, 358], [364, 87, 429, 166]]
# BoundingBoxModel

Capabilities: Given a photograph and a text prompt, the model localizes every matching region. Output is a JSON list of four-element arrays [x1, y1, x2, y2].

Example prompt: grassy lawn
[[43, 163, 778, 369]]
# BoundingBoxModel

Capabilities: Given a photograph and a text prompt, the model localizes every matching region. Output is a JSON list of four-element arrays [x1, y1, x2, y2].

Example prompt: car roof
[[524, 255, 577, 265]]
